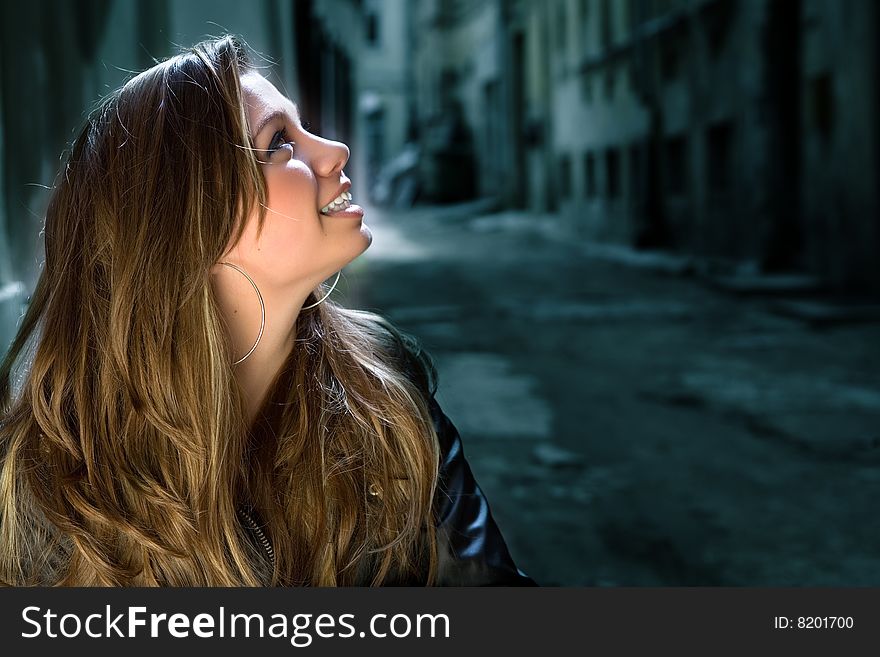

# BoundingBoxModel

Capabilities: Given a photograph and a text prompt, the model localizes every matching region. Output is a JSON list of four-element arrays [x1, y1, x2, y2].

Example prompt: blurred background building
[[402, 0, 879, 290], [3, 0, 878, 333]]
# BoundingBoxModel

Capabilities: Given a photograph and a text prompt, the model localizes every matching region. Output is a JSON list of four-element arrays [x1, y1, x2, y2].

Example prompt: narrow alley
[[337, 203, 880, 586]]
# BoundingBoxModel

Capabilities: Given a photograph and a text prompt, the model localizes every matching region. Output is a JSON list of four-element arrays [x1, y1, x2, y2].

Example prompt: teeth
[[320, 192, 353, 214]]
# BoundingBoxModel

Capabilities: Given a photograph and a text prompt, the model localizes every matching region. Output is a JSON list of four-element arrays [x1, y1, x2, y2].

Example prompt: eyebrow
[[253, 103, 301, 142]]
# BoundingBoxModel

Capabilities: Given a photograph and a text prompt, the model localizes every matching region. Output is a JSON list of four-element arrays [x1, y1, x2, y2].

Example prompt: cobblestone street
[[338, 203, 880, 586]]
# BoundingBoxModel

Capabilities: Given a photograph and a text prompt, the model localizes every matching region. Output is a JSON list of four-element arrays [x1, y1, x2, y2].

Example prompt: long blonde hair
[[0, 36, 441, 586]]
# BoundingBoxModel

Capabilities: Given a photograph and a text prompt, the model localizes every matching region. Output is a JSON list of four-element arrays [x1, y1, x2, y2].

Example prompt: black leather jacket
[[426, 393, 537, 586], [385, 329, 536, 586], [241, 392, 538, 586]]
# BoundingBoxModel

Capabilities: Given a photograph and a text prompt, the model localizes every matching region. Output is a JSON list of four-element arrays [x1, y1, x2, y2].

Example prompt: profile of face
[[219, 71, 372, 299]]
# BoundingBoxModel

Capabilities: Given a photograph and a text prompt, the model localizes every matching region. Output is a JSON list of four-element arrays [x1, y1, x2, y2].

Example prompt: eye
[[266, 128, 295, 157]]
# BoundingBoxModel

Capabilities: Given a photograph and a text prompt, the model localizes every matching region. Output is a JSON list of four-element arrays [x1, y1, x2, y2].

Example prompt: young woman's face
[[226, 71, 371, 293]]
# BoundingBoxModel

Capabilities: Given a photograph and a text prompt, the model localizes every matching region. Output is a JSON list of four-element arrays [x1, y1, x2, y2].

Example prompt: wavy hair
[[0, 36, 441, 586]]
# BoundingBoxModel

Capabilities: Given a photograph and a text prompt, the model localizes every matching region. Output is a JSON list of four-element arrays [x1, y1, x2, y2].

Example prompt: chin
[[333, 230, 372, 272]]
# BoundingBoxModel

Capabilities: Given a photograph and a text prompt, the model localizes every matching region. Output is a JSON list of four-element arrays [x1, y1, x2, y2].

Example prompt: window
[[628, 142, 643, 202], [809, 73, 834, 140], [557, 0, 567, 53], [600, 0, 612, 49], [621, 0, 631, 37], [664, 134, 688, 197], [606, 148, 620, 198], [660, 39, 682, 81], [365, 109, 386, 186], [365, 0, 381, 46], [603, 66, 615, 99], [706, 121, 735, 196], [702, 0, 734, 58], [559, 154, 572, 198], [579, 0, 590, 49], [581, 71, 594, 103], [584, 152, 597, 198]]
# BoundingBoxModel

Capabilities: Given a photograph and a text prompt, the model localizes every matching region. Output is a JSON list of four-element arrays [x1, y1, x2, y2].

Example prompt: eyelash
[[267, 128, 294, 155]]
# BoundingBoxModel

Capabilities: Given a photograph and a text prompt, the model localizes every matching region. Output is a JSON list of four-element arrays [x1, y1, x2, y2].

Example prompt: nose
[[308, 134, 350, 178]]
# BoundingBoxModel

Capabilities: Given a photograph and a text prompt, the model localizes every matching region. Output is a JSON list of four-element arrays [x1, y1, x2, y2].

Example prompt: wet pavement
[[337, 202, 880, 586]]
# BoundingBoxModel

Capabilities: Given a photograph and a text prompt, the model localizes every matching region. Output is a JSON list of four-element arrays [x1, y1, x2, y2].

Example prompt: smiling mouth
[[320, 191, 353, 214]]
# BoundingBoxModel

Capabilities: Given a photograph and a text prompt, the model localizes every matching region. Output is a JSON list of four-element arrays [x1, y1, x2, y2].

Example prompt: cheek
[[234, 162, 322, 286], [263, 160, 316, 220]]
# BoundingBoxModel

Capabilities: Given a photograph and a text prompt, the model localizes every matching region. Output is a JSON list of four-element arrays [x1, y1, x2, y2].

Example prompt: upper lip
[[319, 181, 352, 211]]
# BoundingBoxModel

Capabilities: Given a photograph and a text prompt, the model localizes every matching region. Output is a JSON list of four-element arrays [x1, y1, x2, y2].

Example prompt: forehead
[[240, 71, 299, 133]]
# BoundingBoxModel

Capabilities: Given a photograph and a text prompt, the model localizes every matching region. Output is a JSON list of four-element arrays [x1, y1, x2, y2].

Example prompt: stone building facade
[[350, 0, 414, 193], [2, 0, 878, 362], [406, 0, 880, 289]]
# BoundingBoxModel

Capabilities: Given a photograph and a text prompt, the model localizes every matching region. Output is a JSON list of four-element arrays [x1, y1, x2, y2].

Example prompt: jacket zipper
[[237, 506, 276, 571]]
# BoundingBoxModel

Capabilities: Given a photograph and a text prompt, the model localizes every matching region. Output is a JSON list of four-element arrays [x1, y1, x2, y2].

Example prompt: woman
[[0, 36, 536, 587]]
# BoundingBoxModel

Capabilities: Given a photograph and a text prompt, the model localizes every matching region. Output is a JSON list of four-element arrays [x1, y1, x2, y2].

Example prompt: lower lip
[[321, 204, 364, 219]]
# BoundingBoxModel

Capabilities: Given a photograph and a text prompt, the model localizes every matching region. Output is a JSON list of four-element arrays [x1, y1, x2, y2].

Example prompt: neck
[[212, 274, 311, 426], [210, 259, 337, 426], [233, 306, 298, 426]]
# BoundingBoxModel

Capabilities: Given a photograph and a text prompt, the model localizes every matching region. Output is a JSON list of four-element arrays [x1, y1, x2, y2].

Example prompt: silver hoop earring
[[301, 271, 341, 310], [219, 262, 265, 365]]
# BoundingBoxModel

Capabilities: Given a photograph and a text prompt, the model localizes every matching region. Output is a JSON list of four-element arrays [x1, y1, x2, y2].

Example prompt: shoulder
[[355, 316, 538, 585], [334, 308, 438, 400], [422, 386, 539, 586]]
